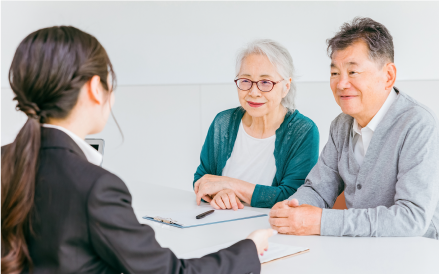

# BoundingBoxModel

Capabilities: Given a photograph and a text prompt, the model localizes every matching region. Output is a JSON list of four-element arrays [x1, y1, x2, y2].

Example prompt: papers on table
[[180, 241, 309, 264], [142, 207, 267, 228]]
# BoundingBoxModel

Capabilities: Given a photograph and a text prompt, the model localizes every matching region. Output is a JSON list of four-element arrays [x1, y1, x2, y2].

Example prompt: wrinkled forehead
[[330, 41, 373, 69]]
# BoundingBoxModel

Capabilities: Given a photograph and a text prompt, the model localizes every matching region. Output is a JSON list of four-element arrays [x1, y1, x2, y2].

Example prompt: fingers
[[272, 200, 289, 210], [269, 217, 291, 227], [271, 224, 291, 235], [269, 209, 291, 218], [202, 195, 212, 203], [215, 196, 226, 209], [221, 194, 232, 209], [210, 199, 220, 210], [288, 198, 300, 207], [194, 180, 200, 194], [236, 198, 244, 209], [227, 192, 239, 211], [196, 192, 203, 206]]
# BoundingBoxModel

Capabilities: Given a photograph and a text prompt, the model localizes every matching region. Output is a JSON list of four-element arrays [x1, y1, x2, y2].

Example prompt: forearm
[[228, 179, 255, 205], [290, 183, 331, 209], [321, 203, 432, 237]]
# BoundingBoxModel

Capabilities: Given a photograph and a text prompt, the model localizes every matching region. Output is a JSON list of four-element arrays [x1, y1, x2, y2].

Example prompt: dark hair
[[327, 17, 394, 65], [1, 26, 116, 274]]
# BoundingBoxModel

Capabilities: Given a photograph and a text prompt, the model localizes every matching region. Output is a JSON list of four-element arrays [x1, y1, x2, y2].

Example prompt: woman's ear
[[282, 77, 292, 98], [87, 75, 103, 105]]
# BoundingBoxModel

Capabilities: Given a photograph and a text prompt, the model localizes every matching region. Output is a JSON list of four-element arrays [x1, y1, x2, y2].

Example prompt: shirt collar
[[352, 88, 398, 136], [42, 124, 103, 166]]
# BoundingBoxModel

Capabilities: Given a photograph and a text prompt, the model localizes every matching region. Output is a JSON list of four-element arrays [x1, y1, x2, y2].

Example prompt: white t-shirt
[[222, 121, 276, 186]]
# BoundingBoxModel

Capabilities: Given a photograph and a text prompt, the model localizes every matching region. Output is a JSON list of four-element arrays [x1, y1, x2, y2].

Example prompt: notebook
[[142, 207, 267, 228], [180, 241, 309, 264]]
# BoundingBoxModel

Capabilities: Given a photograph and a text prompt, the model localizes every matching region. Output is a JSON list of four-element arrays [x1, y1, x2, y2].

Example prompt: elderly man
[[269, 17, 439, 239]]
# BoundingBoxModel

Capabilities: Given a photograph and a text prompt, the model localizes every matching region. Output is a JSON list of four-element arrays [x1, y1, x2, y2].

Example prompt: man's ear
[[87, 75, 103, 105], [384, 62, 397, 91]]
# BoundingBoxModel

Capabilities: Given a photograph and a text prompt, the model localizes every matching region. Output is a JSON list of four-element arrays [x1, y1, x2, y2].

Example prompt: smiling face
[[237, 54, 289, 118], [330, 40, 393, 123]]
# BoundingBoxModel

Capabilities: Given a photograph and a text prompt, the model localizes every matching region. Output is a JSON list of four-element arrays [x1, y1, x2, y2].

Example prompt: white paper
[[142, 206, 266, 227], [179, 241, 309, 264]]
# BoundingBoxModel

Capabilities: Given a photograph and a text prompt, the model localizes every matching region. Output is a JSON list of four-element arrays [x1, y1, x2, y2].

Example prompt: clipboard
[[142, 207, 267, 228]]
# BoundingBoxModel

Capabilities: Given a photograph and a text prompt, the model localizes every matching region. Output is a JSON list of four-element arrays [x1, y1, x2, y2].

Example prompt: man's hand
[[210, 189, 244, 211], [194, 175, 235, 205], [269, 199, 322, 235]]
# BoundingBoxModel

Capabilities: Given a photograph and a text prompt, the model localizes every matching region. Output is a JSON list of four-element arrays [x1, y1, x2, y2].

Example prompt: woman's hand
[[194, 175, 235, 205], [210, 189, 244, 211], [247, 229, 277, 256]]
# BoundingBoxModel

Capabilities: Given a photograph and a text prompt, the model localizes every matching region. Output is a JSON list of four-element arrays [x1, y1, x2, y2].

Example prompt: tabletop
[[129, 182, 439, 274]]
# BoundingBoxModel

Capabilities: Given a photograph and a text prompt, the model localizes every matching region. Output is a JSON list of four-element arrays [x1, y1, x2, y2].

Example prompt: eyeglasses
[[234, 78, 284, 92]]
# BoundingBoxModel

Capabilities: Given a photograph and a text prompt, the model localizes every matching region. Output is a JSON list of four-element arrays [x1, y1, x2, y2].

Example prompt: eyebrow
[[239, 74, 273, 78], [330, 61, 359, 68]]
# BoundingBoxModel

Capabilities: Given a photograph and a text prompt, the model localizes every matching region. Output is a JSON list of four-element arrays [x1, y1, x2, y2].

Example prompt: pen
[[196, 210, 215, 219]]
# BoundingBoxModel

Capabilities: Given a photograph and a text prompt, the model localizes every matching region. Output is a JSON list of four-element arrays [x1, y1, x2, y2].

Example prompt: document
[[142, 206, 267, 228], [180, 241, 309, 264]]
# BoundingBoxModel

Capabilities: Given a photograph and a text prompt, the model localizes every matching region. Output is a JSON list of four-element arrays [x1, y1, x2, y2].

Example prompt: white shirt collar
[[42, 124, 103, 166], [353, 89, 398, 136]]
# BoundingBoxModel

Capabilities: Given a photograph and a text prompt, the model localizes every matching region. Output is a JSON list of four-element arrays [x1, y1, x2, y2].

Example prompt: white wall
[[2, 1, 439, 87], [2, 2, 439, 193], [3, 80, 438, 192]]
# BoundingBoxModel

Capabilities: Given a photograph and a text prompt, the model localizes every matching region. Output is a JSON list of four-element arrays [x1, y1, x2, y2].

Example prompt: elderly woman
[[193, 39, 319, 210]]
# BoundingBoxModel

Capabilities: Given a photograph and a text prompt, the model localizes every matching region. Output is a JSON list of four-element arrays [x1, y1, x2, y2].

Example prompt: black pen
[[196, 210, 215, 219]]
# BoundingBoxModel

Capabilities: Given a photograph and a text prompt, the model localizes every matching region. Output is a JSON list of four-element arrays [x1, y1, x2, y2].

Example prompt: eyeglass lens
[[237, 79, 274, 92]]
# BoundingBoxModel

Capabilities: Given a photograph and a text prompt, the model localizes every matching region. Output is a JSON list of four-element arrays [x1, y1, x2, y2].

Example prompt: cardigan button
[[357, 184, 362, 190]]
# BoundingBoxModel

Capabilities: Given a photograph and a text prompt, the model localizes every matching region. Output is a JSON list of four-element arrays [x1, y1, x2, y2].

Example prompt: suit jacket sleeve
[[87, 173, 261, 274]]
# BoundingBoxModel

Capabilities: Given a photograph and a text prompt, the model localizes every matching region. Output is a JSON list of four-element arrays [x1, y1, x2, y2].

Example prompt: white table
[[130, 182, 439, 274]]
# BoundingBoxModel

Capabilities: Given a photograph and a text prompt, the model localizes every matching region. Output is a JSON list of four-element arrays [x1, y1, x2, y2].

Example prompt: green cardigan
[[193, 107, 319, 208]]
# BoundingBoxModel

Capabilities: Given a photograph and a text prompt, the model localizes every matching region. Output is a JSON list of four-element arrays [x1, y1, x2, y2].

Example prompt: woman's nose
[[248, 83, 261, 97]]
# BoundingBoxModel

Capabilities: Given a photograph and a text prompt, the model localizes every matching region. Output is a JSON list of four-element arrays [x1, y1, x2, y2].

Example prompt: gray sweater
[[290, 89, 439, 239]]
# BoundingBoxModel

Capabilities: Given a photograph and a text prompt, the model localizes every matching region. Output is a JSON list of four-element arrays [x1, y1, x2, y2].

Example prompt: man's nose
[[337, 74, 351, 90]]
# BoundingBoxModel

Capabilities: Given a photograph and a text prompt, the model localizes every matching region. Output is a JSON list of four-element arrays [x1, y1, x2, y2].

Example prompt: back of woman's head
[[1, 26, 115, 274]]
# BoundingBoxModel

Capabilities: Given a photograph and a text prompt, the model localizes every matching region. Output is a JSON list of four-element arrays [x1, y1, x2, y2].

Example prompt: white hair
[[235, 39, 296, 109]]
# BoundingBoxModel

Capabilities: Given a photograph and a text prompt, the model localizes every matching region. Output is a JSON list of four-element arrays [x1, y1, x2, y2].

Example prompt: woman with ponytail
[[1, 26, 274, 274]]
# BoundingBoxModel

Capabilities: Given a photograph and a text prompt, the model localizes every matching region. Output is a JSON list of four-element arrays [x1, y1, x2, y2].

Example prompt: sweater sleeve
[[251, 123, 320, 208], [289, 119, 344, 208], [193, 121, 215, 188]]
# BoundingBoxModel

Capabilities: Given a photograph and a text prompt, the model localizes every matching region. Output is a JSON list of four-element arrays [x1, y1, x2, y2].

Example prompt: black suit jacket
[[2, 128, 260, 274]]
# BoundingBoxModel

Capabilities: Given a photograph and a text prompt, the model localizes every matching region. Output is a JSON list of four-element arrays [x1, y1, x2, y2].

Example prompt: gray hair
[[235, 39, 296, 109], [327, 17, 394, 66]]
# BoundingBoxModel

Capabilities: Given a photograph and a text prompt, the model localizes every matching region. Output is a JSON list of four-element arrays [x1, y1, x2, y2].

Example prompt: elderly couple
[[193, 17, 439, 240]]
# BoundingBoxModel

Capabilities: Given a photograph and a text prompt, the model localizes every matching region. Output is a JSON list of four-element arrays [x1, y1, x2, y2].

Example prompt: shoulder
[[40, 146, 124, 195], [329, 112, 353, 133], [207, 107, 244, 135], [283, 110, 319, 137], [212, 107, 244, 124], [0, 145, 8, 156], [398, 92, 438, 128]]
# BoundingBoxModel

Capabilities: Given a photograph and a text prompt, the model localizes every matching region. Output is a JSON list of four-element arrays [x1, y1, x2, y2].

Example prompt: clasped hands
[[269, 199, 322, 235], [194, 174, 244, 211]]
